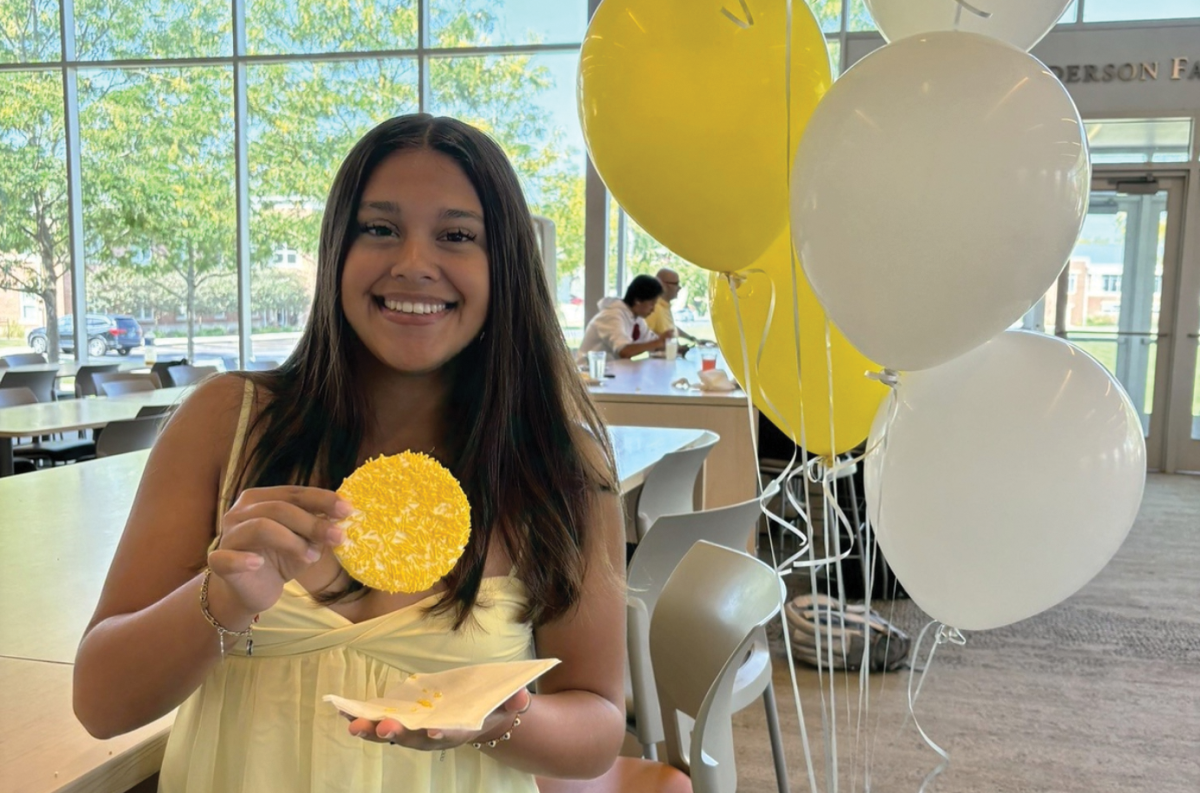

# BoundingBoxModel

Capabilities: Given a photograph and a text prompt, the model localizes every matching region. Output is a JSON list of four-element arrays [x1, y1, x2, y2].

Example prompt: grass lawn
[[1072, 338, 1200, 420]]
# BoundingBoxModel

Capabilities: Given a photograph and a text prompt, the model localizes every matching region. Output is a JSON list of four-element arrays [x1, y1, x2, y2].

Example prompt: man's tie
[[632, 324, 641, 341]]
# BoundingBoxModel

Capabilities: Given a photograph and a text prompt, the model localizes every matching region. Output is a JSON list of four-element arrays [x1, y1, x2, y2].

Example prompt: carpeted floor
[[728, 473, 1200, 793]]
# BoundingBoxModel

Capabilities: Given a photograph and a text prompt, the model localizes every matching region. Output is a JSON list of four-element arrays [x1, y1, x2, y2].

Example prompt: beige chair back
[[0, 369, 57, 402], [93, 372, 160, 396], [650, 542, 782, 793], [634, 431, 720, 540], [100, 379, 157, 397], [167, 364, 218, 386], [74, 363, 123, 398], [0, 353, 48, 366], [0, 387, 39, 408], [96, 416, 161, 457]]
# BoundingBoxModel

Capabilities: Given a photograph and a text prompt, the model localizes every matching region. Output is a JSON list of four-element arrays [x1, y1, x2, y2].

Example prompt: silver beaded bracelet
[[200, 570, 256, 657], [470, 699, 531, 750]]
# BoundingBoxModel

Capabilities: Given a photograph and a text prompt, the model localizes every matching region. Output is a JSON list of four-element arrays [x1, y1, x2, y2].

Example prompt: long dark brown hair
[[234, 114, 616, 627]]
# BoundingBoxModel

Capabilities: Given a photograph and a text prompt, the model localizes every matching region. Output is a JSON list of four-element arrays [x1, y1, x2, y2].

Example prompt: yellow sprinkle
[[417, 699, 433, 708], [433, 692, 443, 699], [334, 452, 472, 594]]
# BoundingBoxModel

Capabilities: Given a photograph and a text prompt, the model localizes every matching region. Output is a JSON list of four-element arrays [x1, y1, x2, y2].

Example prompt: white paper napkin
[[698, 369, 737, 391], [323, 658, 560, 731]]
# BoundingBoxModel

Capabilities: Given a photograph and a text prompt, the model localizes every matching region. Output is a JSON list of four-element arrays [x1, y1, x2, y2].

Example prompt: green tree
[[80, 66, 235, 361], [0, 68, 68, 361]]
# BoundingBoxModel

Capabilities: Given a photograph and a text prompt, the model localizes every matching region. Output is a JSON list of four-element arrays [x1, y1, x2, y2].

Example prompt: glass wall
[[247, 58, 419, 365], [0, 68, 67, 359], [0, 0, 586, 367], [81, 67, 237, 367]]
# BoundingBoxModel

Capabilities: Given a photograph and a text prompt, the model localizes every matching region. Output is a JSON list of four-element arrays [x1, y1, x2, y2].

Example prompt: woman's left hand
[[345, 688, 531, 751]]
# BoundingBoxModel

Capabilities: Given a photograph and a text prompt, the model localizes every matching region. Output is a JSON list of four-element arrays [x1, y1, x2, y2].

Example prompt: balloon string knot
[[937, 625, 967, 647], [866, 368, 900, 388]]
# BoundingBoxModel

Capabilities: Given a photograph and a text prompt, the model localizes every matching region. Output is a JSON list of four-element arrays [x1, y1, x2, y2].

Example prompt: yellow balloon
[[710, 234, 889, 459], [579, 0, 831, 272]]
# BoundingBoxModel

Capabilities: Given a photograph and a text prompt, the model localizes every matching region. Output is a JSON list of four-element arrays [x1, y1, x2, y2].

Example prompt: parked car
[[26, 314, 144, 358]]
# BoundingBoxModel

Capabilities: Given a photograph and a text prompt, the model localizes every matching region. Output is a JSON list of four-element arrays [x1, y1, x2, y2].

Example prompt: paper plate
[[323, 658, 560, 731]]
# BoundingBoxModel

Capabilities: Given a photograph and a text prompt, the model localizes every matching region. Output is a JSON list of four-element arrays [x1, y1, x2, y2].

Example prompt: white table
[[0, 387, 192, 477], [589, 356, 758, 509], [0, 361, 141, 379], [0, 424, 707, 793]]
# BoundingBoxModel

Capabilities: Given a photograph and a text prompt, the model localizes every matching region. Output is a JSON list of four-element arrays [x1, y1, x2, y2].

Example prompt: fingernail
[[246, 554, 264, 570], [381, 731, 397, 741], [427, 731, 443, 740], [305, 547, 321, 563], [327, 527, 344, 546], [333, 499, 354, 518]]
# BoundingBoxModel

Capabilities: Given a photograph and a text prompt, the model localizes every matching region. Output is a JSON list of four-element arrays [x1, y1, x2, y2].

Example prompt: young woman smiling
[[73, 115, 689, 793]]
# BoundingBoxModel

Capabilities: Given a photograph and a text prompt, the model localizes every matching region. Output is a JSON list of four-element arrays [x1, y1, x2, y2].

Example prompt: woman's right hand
[[205, 486, 352, 618]]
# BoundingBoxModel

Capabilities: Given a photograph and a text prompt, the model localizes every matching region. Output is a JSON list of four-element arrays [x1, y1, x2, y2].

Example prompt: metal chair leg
[[763, 680, 789, 793]]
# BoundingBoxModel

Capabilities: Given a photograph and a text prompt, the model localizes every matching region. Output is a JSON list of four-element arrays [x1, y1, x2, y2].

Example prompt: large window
[[74, 0, 231, 59], [247, 58, 420, 363], [81, 67, 237, 366], [246, 0, 418, 55], [0, 0, 60, 63], [0, 69, 68, 359], [0, 0, 586, 367]]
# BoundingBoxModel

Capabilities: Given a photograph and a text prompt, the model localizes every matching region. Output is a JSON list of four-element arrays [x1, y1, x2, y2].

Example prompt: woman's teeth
[[383, 299, 447, 315]]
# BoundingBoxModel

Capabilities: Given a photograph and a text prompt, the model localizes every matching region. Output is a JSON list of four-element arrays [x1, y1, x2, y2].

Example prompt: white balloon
[[791, 32, 1089, 372], [864, 331, 1146, 631], [865, 0, 1072, 51]]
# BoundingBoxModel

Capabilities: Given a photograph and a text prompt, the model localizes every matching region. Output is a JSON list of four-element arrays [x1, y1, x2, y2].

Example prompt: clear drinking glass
[[587, 350, 606, 380]]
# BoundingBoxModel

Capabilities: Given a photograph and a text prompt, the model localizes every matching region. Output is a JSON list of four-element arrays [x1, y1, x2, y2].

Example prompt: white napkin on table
[[698, 369, 737, 392]]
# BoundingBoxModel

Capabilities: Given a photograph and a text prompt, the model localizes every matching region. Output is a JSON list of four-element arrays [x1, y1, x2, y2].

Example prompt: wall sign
[[1047, 57, 1200, 84]]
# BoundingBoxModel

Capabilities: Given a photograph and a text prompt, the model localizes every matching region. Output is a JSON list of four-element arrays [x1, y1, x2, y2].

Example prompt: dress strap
[[218, 378, 256, 521]]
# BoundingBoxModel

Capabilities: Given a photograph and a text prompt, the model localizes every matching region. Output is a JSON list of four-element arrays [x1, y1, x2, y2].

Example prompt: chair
[[0, 387, 40, 472], [95, 416, 161, 458], [0, 353, 48, 366], [151, 358, 188, 388], [167, 364, 218, 386], [93, 372, 160, 396], [244, 359, 278, 371], [0, 369, 58, 403], [73, 363, 123, 398], [650, 541, 783, 793], [100, 379, 159, 397], [633, 431, 720, 541], [625, 481, 788, 793], [136, 404, 175, 419], [0, 386, 38, 408]]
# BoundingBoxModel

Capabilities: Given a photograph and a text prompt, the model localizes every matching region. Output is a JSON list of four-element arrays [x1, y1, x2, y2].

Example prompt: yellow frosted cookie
[[334, 452, 472, 594]]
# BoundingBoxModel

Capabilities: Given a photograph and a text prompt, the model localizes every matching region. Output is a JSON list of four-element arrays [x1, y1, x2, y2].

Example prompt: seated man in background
[[576, 274, 673, 363], [646, 267, 701, 346]]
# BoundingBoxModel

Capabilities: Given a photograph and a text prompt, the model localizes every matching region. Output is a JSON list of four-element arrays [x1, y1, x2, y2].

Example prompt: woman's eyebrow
[[357, 202, 482, 223], [360, 200, 401, 215], [441, 207, 484, 223]]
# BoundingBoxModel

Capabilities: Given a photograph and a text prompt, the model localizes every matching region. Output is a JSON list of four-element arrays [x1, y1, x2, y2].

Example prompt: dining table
[[0, 387, 192, 477], [587, 354, 757, 509]]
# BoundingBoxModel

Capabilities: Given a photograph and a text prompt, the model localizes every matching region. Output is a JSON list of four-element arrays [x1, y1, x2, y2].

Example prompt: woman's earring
[[479, 331, 487, 342]]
